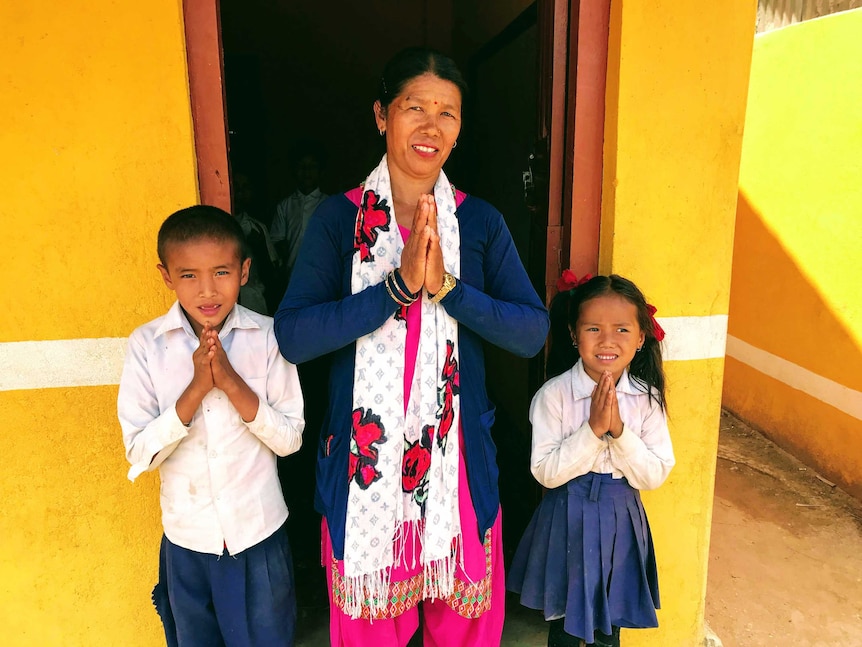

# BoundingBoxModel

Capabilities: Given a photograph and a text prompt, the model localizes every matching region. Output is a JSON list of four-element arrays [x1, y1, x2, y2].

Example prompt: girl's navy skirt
[[508, 472, 660, 642]]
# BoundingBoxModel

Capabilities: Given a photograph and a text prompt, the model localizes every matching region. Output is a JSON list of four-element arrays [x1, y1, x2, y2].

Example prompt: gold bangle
[[390, 271, 417, 303], [389, 268, 422, 303], [385, 275, 409, 306]]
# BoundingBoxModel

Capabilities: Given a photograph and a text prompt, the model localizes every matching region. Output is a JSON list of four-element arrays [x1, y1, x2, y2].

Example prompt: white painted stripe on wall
[[726, 335, 862, 421], [0, 337, 127, 391], [657, 315, 728, 361], [0, 315, 727, 392]]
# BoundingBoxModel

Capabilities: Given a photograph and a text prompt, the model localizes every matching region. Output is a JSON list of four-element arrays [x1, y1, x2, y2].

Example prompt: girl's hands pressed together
[[589, 371, 623, 438], [608, 385, 623, 438]]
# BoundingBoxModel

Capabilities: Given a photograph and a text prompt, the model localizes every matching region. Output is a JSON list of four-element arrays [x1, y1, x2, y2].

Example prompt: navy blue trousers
[[152, 524, 296, 647]]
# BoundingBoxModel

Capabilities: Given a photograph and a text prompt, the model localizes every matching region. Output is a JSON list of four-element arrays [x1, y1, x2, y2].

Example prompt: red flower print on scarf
[[402, 425, 433, 511], [348, 408, 387, 489], [435, 340, 460, 452], [354, 189, 391, 263]]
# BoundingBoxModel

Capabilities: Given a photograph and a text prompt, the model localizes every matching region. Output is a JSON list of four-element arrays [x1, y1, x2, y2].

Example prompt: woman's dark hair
[[157, 205, 248, 266], [377, 47, 468, 110], [547, 274, 667, 411]]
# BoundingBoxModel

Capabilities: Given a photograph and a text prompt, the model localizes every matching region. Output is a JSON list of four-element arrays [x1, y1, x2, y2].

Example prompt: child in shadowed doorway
[[118, 205, 305, 647], [508, 273, 675, 647]]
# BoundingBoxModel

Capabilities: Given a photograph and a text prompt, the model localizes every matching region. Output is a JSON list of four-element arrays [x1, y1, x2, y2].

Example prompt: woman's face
[[374, 73, 462, 185]]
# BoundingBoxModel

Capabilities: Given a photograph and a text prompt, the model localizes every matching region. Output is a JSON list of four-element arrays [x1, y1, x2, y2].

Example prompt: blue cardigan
[[274, 192, 549, 560]]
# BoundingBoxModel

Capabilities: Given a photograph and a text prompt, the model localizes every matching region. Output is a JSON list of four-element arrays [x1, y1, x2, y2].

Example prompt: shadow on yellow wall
[[725, 191, 862, 498], [724, 9, 862, 500]]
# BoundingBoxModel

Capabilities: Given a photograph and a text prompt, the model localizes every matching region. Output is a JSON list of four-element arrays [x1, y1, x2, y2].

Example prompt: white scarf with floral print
[[345, 155, 462, 619]]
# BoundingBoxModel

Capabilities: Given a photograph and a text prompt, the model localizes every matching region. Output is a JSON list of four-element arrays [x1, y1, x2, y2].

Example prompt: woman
[[274, 47, 549, 646]]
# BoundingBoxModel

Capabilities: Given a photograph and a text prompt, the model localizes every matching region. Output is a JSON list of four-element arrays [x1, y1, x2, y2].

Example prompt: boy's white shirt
[[118, 302, 305, 556], [529, 359, 675, 491]]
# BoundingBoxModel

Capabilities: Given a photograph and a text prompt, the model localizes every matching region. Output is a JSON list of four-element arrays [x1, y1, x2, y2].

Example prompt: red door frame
[[565, 0, 610, 280], [182, 0, 609, 282], [541, 0, 609, 293], [183, 0, 231, 211]]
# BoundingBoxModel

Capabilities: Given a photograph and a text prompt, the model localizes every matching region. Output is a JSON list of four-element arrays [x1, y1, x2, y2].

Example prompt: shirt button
[[209, 450, 217, 459]]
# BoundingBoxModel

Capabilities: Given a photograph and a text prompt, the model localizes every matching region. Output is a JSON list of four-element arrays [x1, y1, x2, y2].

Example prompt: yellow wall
[[724, 10, 862, 498], [0, 0, 763, 644], [0, 0, 198, 644], [602, 1, 757, 644]]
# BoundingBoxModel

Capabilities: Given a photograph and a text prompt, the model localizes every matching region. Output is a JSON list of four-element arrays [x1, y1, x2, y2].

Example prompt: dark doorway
[[461, 5, 547, 561], [218, 0, 551, 605]]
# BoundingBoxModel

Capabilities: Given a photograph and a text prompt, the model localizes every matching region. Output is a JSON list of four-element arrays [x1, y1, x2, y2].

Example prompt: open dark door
[[458, 0, 566, 560], [455, 0, 608, 560]]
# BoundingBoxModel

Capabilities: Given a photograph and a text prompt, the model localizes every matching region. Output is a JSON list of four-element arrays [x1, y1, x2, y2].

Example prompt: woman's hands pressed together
[[397, 194, 445, 296]]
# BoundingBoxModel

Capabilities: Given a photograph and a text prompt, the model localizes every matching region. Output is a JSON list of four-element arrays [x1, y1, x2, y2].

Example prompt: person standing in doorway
[[274, 47, 548, 646], [270, 141, 328, 291]]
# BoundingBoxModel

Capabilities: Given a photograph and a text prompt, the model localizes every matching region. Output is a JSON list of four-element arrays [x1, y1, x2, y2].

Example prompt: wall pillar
[[599, 2, 757, 644]]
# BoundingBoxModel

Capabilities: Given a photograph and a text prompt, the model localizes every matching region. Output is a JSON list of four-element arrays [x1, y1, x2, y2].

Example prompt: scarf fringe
[[343, 567, 392, 620], [343, 528, 465, 620], [423, 530, 464, 600]]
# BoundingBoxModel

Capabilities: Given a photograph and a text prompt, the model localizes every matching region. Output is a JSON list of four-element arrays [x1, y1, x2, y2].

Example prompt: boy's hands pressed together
[[175, 324, 216, 424], [192, 325, 216, 388], [209, 331, 260, 423]]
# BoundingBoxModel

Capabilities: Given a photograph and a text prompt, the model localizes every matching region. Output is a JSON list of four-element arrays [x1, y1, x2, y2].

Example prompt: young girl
[[507, 273, 675, 647]]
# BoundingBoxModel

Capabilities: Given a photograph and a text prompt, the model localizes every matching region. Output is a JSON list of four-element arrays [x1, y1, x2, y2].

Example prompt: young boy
[[118, 205, 304, 647]]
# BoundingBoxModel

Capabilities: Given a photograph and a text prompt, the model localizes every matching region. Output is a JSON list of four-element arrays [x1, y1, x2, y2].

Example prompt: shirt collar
[[293, 187, 322, 201], [154, 301, 260, 340], [569, 359, 642, 399]]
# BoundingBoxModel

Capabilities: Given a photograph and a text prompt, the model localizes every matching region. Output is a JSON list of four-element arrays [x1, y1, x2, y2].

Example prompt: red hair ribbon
[[647, 304, 666, 342], [556, 269, 592, 292]]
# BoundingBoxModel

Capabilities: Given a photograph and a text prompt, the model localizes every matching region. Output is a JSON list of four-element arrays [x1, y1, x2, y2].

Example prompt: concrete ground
[[295, 409, 862, 646]]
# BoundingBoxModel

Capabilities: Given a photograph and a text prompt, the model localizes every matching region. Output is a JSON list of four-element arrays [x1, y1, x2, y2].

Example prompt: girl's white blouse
[[529, 360, 675, 490]]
